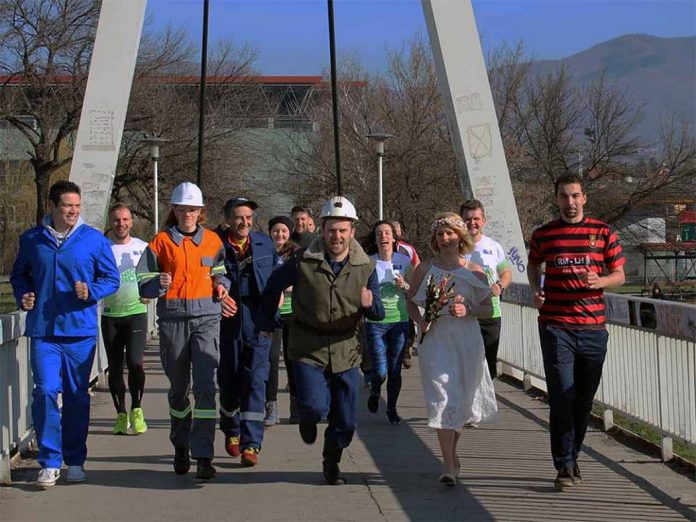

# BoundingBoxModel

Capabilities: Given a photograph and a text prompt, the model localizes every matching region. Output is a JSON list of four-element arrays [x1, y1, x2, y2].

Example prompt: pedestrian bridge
[[1, 290, 695, 521]]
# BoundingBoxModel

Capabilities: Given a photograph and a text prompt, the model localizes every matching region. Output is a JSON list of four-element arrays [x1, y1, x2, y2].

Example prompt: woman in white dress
[[407, 212, 497, 486]]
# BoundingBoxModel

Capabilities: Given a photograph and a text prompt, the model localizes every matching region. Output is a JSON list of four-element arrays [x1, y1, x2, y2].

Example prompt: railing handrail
[[1, 303, 157, 483], [502, 282, 696, 342], [498, 298, 696, 451]]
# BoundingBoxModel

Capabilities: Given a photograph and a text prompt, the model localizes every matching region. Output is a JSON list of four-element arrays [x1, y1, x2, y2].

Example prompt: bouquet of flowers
[[420, 273, 456, 342]]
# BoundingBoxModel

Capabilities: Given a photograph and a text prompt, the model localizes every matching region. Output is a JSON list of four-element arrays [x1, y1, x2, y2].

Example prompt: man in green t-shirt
[[102, 203, 150, 435]]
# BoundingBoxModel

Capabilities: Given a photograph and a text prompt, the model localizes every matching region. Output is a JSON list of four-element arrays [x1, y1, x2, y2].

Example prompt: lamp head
[[366, 132, 394, 155]]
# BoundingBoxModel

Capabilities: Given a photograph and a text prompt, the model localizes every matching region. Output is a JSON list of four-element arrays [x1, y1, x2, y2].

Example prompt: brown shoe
[[554, 468, 574, 491]]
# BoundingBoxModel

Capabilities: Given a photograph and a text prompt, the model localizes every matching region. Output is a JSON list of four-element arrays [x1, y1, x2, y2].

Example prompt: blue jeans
[[292, 362, 359, 449], [365, 321, 409, 413], [539, 324, 608, 471], [31, 336, 97, 468]]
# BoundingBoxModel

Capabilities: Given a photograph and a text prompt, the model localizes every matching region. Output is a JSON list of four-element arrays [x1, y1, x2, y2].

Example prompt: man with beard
[[527, 173, 625, 491], [291, 204, 315, 248], [102, 203, 150, 435], [217, 197, 277, 467], [262, 196, 384, 485]]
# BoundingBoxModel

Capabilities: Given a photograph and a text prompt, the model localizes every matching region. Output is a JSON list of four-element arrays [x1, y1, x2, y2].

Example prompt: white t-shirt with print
[[102, 237, 148, 317], [463, 235, 509, 318]]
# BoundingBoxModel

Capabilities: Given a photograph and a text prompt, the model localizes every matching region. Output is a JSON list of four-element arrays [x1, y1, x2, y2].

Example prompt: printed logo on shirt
[[589, 235, 597, 248], [554, 254, 590, 274]]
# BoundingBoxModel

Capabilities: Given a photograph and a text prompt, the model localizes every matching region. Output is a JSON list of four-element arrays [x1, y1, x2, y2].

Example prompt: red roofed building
[[679, 210, 696, 241]]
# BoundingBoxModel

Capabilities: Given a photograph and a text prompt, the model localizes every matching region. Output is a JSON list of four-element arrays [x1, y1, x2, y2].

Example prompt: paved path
[[2, 344, 695, 521]]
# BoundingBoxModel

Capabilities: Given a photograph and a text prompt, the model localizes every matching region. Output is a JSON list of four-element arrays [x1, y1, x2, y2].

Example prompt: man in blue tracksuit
[[217, 197, 277, 467], [10, 180, 120, 487]]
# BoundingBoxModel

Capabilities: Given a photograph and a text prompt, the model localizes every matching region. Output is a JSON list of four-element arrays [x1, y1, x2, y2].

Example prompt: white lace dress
[[413, 264, 498, 430]]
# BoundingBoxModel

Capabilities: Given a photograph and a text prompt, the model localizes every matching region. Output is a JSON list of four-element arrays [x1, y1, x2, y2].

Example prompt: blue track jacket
[[10, 217, 120, 338]]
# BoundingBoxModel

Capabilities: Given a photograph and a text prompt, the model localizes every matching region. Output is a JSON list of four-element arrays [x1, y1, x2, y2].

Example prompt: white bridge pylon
[[422, 0, 528, 283]]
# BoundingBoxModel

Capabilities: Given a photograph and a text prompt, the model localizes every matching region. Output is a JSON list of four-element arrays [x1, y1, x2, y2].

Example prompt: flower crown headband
[[430, 217, 465, 232]]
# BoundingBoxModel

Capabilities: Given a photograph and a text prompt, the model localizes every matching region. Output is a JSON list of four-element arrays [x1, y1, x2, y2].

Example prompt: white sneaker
[[66, 465, 86, 483], [37, 467, 60, 487]]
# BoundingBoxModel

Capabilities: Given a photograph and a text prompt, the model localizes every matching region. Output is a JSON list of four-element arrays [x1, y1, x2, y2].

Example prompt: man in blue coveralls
[[11, 180, 119, 487], [262, 196, 384, 485], [217, 197, 277, 467]]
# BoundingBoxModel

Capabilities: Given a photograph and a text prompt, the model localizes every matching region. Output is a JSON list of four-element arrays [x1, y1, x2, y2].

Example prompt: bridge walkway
[[2, 344, 694, 521]]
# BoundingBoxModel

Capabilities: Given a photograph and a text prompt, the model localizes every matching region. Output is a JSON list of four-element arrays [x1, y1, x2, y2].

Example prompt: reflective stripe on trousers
[[159, 315, 220, 459]]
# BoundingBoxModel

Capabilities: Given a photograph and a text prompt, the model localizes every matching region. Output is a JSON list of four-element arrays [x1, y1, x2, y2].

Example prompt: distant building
[[0, 74, 357, 217]]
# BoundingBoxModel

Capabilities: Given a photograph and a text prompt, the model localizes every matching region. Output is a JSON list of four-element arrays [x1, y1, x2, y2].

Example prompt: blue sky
[[145, 0, 696, 74]]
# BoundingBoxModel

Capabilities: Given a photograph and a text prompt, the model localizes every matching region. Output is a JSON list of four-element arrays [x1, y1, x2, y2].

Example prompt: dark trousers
[[292, 361, 359, 449], [402, 319, 416, 361], [478, 317, 502, 379], [539, 324, 608, 470], [101, 313, 147, 412], [267, 315, 295, 401], [267, 328, 282, 402]]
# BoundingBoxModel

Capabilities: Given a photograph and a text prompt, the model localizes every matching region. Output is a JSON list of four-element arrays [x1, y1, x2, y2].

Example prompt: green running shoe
[[130, 407, 148, 435], [113, 412, 130, 435]]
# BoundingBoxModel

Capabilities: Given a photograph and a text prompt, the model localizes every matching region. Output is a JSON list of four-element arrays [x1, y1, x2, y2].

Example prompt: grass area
[[592, 404, 696, 466], [612, 284, 646, 295], [0, 283, 18, 313]]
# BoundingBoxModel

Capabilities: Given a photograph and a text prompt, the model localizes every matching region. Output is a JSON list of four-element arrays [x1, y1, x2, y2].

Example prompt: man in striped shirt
[[527, 173, 625, 491]]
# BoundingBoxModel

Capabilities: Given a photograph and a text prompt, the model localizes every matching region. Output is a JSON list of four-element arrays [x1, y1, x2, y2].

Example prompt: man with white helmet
[[262, 196, 385, 485]]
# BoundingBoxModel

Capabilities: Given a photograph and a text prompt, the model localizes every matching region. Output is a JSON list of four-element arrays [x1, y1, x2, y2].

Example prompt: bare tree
[[0, 0, 99, 223], [276, 37, 461, 253], [488, 45, 696, 235], [0, 0, 264, 236], [113, 37, 266, 234]]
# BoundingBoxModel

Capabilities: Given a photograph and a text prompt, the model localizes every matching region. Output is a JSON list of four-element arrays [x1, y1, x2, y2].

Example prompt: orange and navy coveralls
[[137, 225, 229, 459]]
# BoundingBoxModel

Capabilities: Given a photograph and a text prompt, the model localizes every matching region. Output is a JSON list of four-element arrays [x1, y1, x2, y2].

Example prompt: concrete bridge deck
[[2, 345, 694, 522]]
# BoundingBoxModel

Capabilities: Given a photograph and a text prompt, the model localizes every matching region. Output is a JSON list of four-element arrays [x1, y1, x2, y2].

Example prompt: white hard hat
[[171, 182, 204, 207], [320, 196, 358, 221]]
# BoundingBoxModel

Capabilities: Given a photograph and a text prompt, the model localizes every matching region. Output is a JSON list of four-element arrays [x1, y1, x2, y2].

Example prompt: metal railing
[[0, 303, 157, 484], [499, 285, 696, 459]]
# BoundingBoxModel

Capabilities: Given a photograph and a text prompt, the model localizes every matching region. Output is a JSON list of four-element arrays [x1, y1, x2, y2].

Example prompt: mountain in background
[[533, 34, 696, 145]]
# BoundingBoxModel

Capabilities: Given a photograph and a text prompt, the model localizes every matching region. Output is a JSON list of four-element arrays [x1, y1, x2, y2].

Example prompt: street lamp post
[[366, 133, 393, 220], [142, 136, 170, 235]]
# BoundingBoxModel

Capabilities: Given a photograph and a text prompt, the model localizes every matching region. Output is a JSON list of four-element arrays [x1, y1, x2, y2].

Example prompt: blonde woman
[[406, 212, 497, 486]]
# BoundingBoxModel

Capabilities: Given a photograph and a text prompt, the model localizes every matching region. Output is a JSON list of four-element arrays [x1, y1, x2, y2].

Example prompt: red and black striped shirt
[[528, 217, 624, 329]]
